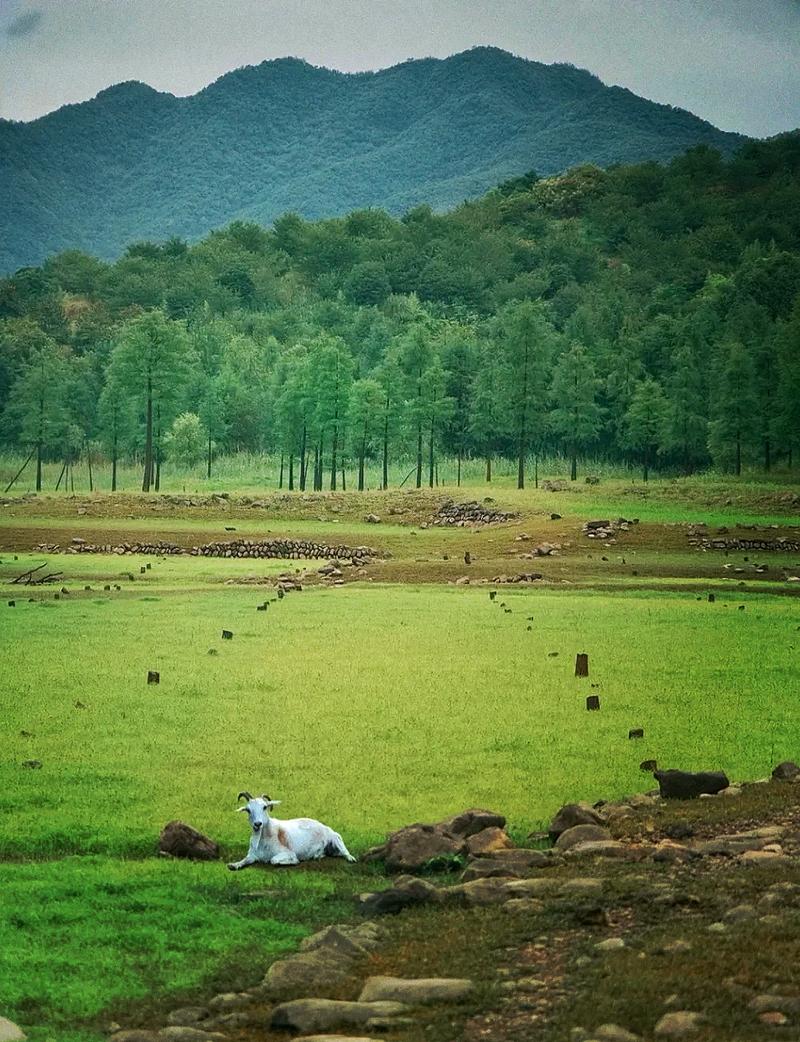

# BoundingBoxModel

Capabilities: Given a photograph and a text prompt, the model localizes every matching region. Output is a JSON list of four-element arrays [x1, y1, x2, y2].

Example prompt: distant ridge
[[0, 47, 747, 272]]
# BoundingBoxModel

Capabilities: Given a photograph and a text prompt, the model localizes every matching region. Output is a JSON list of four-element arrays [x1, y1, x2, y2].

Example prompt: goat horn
[[237, 791, 252, 802], [260, 793, 272, 802]]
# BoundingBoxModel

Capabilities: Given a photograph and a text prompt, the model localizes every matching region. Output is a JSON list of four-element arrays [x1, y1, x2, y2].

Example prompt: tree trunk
[[517, 427, 525, 490], [486, 456, 492, 482], [142, 378, 153, 492], [428, 419, 435, 488], [359, 428, 367, 492], [457, 452, 461, 487], [416, 423, 423, 489], [299, 423, 307, 490], [382, 404, 389, 490], [288, 454, 294, 491], [764, 437, 771, 472], [330, 423, 337, 491], [279, 452, 284, 489], [36, 441, 42, 492], [534, 453, 538, 489], [87, 442, 93, 492], [571, 447, 577, 482], [735, 428, 741, 476], [341, 463, 346, 491], [207, 435, 212, 479], [643, 449, 649, 483], [111, 433, 118, 493]]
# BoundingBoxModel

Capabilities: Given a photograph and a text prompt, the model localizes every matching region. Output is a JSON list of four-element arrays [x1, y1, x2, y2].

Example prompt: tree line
[[1, 134, 799, 491]]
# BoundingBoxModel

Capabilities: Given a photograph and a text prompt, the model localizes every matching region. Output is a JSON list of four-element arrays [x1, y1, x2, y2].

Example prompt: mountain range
[[0, 46, 747, 273]]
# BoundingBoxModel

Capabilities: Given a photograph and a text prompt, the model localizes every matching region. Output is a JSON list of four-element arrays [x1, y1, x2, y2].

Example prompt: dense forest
[[1, 133, 799, 492], [0, 47, 746, 273]]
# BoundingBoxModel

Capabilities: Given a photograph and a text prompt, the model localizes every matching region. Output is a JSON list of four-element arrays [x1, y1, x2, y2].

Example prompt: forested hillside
[[0, 47, 746, 273], [1, 134, 799, 491]]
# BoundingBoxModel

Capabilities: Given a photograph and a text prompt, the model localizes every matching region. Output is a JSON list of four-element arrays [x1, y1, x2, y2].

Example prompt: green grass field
[[1, 478, 799, 1041]]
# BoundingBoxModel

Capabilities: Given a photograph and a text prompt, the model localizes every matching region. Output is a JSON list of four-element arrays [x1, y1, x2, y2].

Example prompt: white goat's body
[[228, 797, 356, 869]]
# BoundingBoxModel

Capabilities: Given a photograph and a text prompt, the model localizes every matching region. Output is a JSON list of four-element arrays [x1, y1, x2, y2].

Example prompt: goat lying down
[[228, 792, 356, 869]]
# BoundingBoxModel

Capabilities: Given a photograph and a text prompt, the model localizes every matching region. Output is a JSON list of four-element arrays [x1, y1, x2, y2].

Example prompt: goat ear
[[236, 805, 249, 813], [268, 799, 282, 807]]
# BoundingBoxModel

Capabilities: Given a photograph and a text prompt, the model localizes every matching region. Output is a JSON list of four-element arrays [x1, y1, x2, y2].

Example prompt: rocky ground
[[66, 766, 800, 1042]]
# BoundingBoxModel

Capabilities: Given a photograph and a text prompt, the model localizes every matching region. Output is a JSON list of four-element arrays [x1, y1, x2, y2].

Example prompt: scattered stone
[[158, 821, 219, 861], [653, 1011, 703, 1036], [549, 802, 605, 841], [749, 995, 800, 1015], [158, 1029, 227, 1041], [595, 1025, 642, 1042], [559, 877, 604, 897], [723, 904, 757, 923], [466, 827, 514, 856], [595, 937, 626, 951], [165, 1009, 209, 1027], [565, 840, 631, 859], [555, 824, 612, 851], [271, 999, 409, 1034], [772, 761, 800, 781], [21, 760, 42, 769], [110, 1033, 160, 1042], [261, 947, 355, 1000], [358, 876, 440, 915], [359, 976, 474, 1004], [365, 514, 381, 524]]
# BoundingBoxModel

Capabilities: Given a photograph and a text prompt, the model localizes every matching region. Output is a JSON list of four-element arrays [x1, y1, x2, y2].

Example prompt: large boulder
[[548, 802, 605, 841], [358, 875, 441, 916], [772, 761, 800, 781], [654, 770, 729, 800], [159, 821, 219, 861]]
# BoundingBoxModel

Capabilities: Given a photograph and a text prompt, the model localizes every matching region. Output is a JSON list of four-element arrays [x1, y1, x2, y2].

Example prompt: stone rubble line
[[33, 538, 382, 562], [7, 764, 798, 1042]]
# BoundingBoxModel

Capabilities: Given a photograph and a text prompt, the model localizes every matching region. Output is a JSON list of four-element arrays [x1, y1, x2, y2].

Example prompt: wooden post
[[586, 695, 600, 711], [222, 629, 233, 640], [489, 591, 497, 601], [4, 447, 36, 493], [147, 670, 160, 684], [708, 592, 715, 603], [575, 652, 589, 677]]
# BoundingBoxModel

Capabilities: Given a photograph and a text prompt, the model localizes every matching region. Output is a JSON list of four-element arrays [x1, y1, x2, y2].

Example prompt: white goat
[[227, 792, 356, 869]]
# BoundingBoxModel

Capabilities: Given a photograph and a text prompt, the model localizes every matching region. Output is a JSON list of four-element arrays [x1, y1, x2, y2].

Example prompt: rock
[[653, 1011, 703, 1036], [555, 824, 612, 851], [503, 897, 545, 915], [158, 821, 219, 861], [158, 1030, 227, 1042], [0, 1020, 26, 1042], [595, 1025, 642, 1042], [261, 947, 354, 999], [359, 976, 474, 1004], [460, 860, 527, 882], [295, 1037, 380, 1042], [565, 840, 631, 859], [271, 999, 409, 1034], [749, 995, 800, 1015], [759, 1011, 789, 1026], [300, 924, 376, 957], [772, 761, 800, 781], [439, 808, 506, 838], [165, 1009, 209, 1026], [442, 877, 514, 907], [503, 878, 559, 898], [549, 802, 605, 841], [365, 514, 381, 524], [382, 824, 465, 872], [595, 937, 626, 951], [652, 841, 694, 863], [723, 904, 757, 924], [659, 940, 692, 955], [207, 993, 252, 1012], [358, 876, 440, 915], [110, 1033, 160, 1042], [654, 770, 729, 799], [466, 827, 514, 856], [740, 849, 789, 864], [559, 877, 604, 896]]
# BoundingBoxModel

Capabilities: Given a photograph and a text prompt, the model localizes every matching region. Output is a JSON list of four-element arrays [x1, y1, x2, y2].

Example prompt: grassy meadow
[[1, 479, 799, 1040]]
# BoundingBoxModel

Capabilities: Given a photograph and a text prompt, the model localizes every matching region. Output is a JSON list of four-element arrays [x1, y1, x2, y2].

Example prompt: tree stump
[[222, 630, 233, 640], [489, 591, 496, 601], [7, 600, 15, 607], [586, 695, 600, 711], [640, 759, 657, 772], [464, 551, 472, 565], [575, 653, 589, 677], [628, 728, 644, 739], [140, 567, 147, 574], [708, 593, 716, 603], [147, 670, 160, 685]]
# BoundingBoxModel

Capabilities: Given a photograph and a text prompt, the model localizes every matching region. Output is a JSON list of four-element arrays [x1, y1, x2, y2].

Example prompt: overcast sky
[[1, 0, 799, 136]]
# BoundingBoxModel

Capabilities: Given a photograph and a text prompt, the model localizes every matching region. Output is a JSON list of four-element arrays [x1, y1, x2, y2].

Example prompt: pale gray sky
[[1, 0, 799, 136]]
